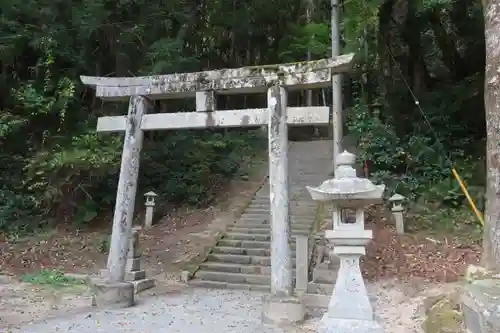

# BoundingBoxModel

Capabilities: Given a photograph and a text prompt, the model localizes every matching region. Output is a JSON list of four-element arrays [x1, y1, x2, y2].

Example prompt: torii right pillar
[[262, 85, 307, 324]]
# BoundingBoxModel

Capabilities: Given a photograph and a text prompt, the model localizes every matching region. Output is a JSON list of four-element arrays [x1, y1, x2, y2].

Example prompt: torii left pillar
[[91, 95, 151, 308]]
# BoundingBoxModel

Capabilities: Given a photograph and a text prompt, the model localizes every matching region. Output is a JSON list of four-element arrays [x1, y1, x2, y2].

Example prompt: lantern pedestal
[[326, 246, 373, 320]]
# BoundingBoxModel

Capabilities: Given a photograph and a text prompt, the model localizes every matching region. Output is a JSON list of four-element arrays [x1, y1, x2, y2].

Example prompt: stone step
[[189, 279, 271, 292], [247, 200, 318, 208], [244, 206, 318, 213], [206, 253, 296, 266], [212, 246, 299, 258], [212, 246, 270, 257], [225, 232, 270, 241], [234, 219, 313, 226], [227, 227, 310, 235], [200, 262, 293, 275], [230, 223, 311, 230], [200, 262, 270, 274], [237, 216, 314, 223], [241, 213, 315, 220], [196, 270, 269, 285], [217, 239, 296, 249]]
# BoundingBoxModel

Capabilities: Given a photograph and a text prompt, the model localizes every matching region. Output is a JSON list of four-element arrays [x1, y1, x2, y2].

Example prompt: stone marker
[[144, 191, 157, 229], [125, 227, 155, 293], [306, 150, 386, 333], [388, 193, 405, 234]]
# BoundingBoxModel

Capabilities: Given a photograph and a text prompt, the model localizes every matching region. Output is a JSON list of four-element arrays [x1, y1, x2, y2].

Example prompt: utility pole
[[306, 0, 314, 107], [331, 0, 342, 166]]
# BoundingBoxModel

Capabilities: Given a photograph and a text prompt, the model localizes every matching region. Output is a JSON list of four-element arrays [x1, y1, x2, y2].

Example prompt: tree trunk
[[483, 0, 500, 269]]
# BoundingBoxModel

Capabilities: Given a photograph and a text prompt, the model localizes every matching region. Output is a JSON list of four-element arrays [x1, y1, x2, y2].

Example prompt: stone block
[[126, 258, 141, 272], [126, 270, 146, 281], [313, 266, 339, 284], [462, 278, 500, 333], [180, 270, 190, 283], [316, 317, 383, 333], [131, 278, 155, 293], [89, 278, 135, 309], [128, 230, 140, 259], [262, 295, 306, 325]]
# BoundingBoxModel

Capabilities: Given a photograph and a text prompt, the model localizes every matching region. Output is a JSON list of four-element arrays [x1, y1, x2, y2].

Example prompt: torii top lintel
[[80, 54, 355, 101]]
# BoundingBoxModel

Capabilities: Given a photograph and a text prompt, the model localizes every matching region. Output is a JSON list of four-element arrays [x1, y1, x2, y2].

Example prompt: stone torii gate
[[80, 54, 355, 315]]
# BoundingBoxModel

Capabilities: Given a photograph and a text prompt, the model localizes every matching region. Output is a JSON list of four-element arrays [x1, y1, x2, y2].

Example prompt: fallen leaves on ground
[[361, 211, 481, 283]]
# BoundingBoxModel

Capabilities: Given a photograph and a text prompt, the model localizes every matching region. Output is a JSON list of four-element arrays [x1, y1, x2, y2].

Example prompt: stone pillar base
[[131, 278, 155, 293], [262, 295, 306, 325], [89, 278, 135, 309], [317, 318, 384, 333]]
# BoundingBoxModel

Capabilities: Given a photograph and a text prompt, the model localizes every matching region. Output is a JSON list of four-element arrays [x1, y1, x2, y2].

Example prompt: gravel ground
[[8, 280, 455, 333]]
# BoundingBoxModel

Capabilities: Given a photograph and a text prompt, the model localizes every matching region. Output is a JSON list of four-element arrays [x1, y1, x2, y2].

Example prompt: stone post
[[196, 91, 216, 112], [125, 227, 155, 293], [263, 85, 306, 324], [389, 193, 405, 235], [144, 191, 157, 229], [106, 96, 149, 283], [295, 235, 309, 295]]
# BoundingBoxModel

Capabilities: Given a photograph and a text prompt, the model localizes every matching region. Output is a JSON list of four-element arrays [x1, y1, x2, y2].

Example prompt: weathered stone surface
[[106, 96, 149, 283], [131, 278, 155, 294], [267, 85, 292, 296], [80, 54, 355, 100], [305, 151, 385, 330], [294, 235, 309, 294], [422, 291, 463, 333], [126, 258, 141, 272], [196, 91, 216, 112], [462, 278, 500, 333], [316, 318, 383, 333], [125, 270, 146, 281], [127, 228, 140, 259], [96, 106, 331, 132], [191, 140, 332, 291], [262, 295, 306, 325], [89, 278, 134, 309]]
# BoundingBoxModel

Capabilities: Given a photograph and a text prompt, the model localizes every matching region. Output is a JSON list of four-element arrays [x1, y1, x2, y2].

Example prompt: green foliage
[[0, 0, 487, 235], [279, 23, 331, 62], [21, 269, 85, 287], [347, 102, 484, 229]]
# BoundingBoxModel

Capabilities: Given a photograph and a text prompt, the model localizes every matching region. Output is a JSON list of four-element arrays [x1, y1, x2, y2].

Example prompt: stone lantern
[[306, 150, 385, 333], [388, 193, 406, 234], [144, 191, 157, 228]]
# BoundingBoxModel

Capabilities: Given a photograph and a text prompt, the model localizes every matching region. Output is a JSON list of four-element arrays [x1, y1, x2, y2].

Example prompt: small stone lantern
[[388, 193, 406, 234], [144, 191, 157, 228], [306, 151, 385, 333]]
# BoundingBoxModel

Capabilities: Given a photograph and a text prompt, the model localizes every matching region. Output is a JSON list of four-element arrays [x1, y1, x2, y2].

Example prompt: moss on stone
[[422, 292, 464, 333], [465, 264, 500, 283]]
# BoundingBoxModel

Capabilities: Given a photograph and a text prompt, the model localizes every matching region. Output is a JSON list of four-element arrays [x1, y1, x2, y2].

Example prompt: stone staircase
[[189, 140, 332, 291], [190, 140, 332, 291]]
